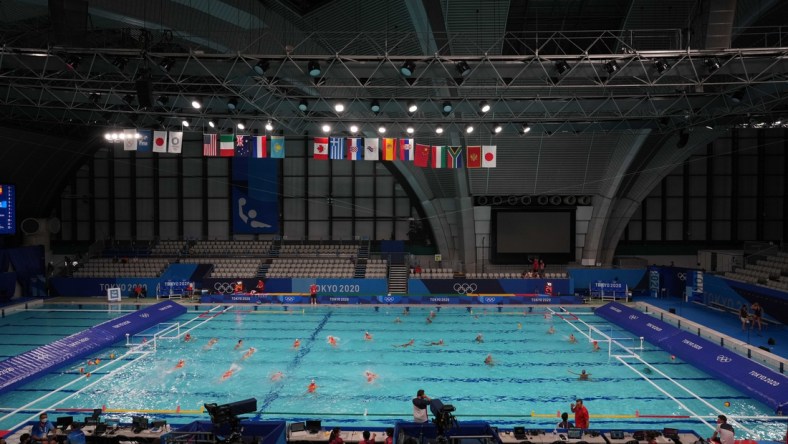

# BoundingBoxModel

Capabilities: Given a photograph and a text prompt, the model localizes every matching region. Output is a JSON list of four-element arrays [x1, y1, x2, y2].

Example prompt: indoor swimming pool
[[0, 302, 784, 440]]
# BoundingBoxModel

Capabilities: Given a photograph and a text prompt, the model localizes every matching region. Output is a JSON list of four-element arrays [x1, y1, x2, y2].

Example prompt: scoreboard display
[[0, 184, 16, 235]]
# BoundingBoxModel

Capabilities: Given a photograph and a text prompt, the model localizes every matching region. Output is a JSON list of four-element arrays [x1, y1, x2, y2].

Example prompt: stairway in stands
[[257, 259, 271, 278], [387, 264, 409, 294], [354, 240, 370, 278], [269, 239, 281, 257]]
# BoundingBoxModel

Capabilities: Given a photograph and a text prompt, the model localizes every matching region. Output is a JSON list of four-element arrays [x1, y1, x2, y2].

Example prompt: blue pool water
[[0, 303, 784, 440]]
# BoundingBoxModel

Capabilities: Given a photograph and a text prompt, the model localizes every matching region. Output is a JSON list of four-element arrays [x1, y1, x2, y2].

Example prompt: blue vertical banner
[[232, 158, 279, 233]]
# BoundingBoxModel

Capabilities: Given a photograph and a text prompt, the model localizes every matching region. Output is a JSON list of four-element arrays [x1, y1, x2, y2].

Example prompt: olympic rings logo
[[483, 297, 497, 303], [716, 355, 732, 363], [453, 283, 478, 294], [214, 282, 235, 293], [383, 296, 396, 303], [677, 272, 687, 281], [628, 315, 639, 320], [284, 296, 295, 302]]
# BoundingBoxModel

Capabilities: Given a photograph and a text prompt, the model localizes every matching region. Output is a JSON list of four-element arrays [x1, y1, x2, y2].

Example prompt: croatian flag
[[347, 137, 363, 160]]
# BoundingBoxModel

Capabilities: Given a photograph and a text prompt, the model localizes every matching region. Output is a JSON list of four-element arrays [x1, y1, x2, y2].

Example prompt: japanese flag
[[482, 145, 497, 168]]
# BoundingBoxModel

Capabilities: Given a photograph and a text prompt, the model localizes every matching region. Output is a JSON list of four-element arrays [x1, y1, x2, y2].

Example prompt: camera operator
[[412, 389, 431, 423]]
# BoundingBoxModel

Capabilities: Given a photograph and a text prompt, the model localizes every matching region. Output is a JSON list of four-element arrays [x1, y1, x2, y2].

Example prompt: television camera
[[429, 399, 458, 437], [204, 398, 258, 444]]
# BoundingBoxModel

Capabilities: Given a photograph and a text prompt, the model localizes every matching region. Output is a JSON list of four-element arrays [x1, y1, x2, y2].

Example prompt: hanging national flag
[[399, 138, 414, 161], [219, 134, 235, 157], [347, 137, 363, 160], [168, 131, 183, 154], [382, 138, 396, 160], [137, 130, 152, 152], [313, 137, 329, 160], [364, 138, 379, 161], [482, 145, 497, 168], [329, 137, 345, 160], [203, 133, 218, 157], [270, 136, 285, 158], [466, 146, 482, 168], [415, 144, 430, 167], [235, 135, 251, 157], [447, 146, 463, 168], [153, 131, 168, 153], [251, 135, 267, 158], [432, 145, 447, 168], [123, 129, 137, 151]]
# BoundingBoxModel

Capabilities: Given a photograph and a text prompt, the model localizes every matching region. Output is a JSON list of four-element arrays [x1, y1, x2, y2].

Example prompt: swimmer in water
[[221, 364, 239, 381], [183, 333, 192, 342], [427, 339, 444, 346], [592, 340, 600, 352], [393, 317, 402, 323], [270, 371, 284, 381], [484, 354, 494, 366], [569, 334, 577, 343], [364, 331, 373, 341], [234, 339, 243, 350], [569, 369, 591, 381], [426, 317, 432, 324], [547, 325, 556, 334], [475, 333, 484, 343], [327, 336, 338, 347], [430, 310, 437, 319], [365, 371, 378, 383], [293, 339, 301, 349], [394, 339, 415, 348], [307, 379, 318, 393], [242, 347, 256, 359], [517, 322, 522, 329], [174, 359, 185, 369]]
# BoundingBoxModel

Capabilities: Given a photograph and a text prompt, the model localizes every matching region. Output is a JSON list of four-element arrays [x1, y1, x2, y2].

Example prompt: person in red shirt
[[571, 398, 589, 429], [359, 431, 376, 444], [309, 283, 318, 305], [255, 280, 264, 293]]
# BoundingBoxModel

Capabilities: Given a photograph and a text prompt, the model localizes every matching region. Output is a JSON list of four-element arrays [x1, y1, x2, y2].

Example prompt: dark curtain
[[2, 246, 45, 297], [0, 272, 16, 302]]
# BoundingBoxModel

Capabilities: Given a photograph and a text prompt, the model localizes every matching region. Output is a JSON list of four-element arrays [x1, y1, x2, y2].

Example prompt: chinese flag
[[414, 144, 430, 167]]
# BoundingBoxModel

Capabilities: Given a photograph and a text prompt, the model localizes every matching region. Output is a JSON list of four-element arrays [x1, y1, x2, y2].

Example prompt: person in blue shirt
[[30, 413, 55, 444], [66, 423, 86, 444]]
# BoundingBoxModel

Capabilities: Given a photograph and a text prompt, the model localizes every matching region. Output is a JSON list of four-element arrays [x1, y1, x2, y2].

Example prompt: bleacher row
[[189, 240, 272, 256], [410, 268, 454, 278], [466, 272, 569, 279], [365, 259, 387, 278], [181, 258, 263, 278], [278, 244, 358, 258], [725, 251, 788, 290], [266, 258, 355, 278], [72, 257, 170, 278]]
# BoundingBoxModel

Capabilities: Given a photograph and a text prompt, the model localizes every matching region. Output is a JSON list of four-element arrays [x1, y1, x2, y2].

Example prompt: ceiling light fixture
[[334, 102, 345, 113], [298, 100, 308, 112], [705, 57, 721, 73], [522, 123, 531, 134], [182, 120, 190, 127], [308, 61, 322, 77], [408, 102, 418, 113], [208, 120, 215, 128], [253, 59, 269, 76], [322, 124, 331, 133], [378, 125, 387, 134], [442, 101, 453, 114], [350, 124, 359, 133], [406, 126, 415, 134], [456, 61, 471, 77], [155, 96, 168, 107], [493, 123, 503, 134], [400, 60, 416, 77], [265, 120, 274, 131], [653, 59, 670, 74], [555, 60, 571, 75], [435, 125, 444, 134], [465, 124, 474, 134], [191, 98, 202, 109], [227, 98, 238, 111], [480, 101, 491, 113], [370, 100, 381, 113], [237, 121, 246, 130]]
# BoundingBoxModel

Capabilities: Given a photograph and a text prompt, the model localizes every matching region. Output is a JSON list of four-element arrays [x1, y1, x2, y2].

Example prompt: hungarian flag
[[137, 130, 152, 152], [432, 145, 447, 168], [235, 135, 250, 157], [347, 137, 363, 160], [382, 138, 396, 160], [415, 144, 430, 167], [329, 137, 345, 160], [364, 138, 379, 160], [123, 129, 137, 151], [399, 138, 414, 161], [219, 134, 235, 157], [168, 131, 183, 154], [466, 146, 481, 168], [270, 136, 285, 158], [313, 137, 329, 160], [153, 131, 168, 153], [203, 133, 218, 156], [482, 145, 497, 168], [251, 136, 267, 158]]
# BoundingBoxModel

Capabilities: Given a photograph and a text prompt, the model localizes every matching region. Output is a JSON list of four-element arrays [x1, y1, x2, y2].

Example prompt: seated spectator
[[359, 431, 376, 444], [30, 413, 55, 444]]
